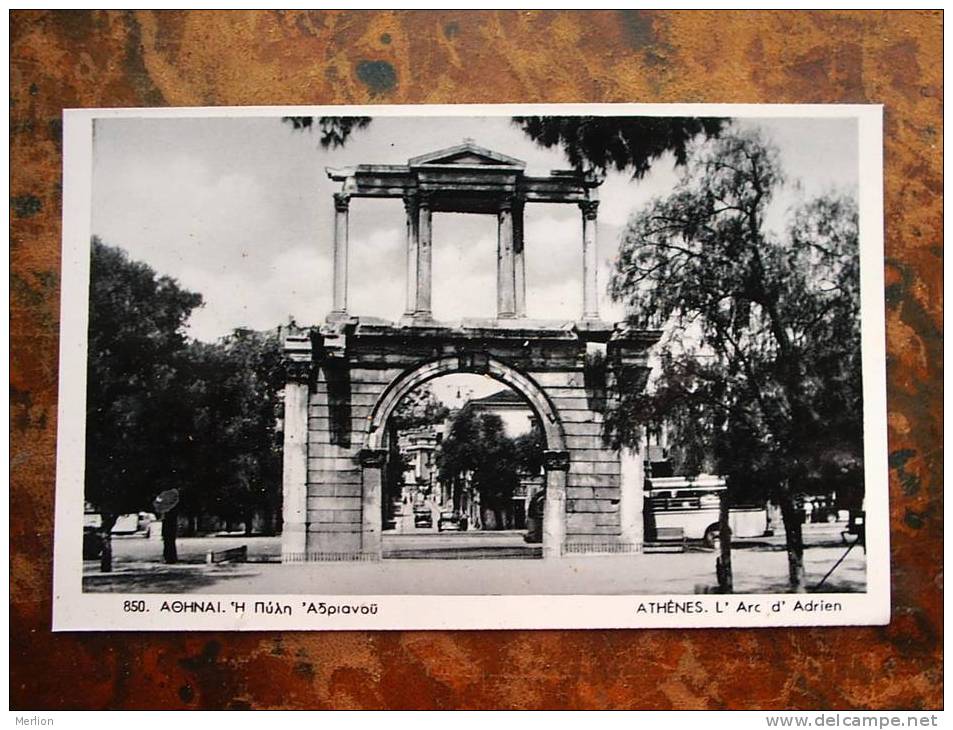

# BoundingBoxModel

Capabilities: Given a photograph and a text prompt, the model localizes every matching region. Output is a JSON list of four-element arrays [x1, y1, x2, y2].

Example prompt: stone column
[[513, 200, 526, 318], [331, 192, 350, 316], [497, 199, 517, 318], [542, 449, 570, 559], [415, 193, 433, 317], [620, 445, 644, 548], [580, 199, 600, 320], [403, 192, 419, 316], [281, 355, 311, 562], [359, 449, 387, 559]]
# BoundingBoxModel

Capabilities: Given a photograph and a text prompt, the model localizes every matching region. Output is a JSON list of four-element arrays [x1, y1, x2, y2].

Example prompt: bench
[[206, 545, 248, 564]]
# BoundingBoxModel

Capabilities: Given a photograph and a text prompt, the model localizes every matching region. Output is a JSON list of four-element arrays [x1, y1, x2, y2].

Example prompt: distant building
[[443, 388, 539, 529], [397, 426, 443, 499], [465, 388, 535, 436]]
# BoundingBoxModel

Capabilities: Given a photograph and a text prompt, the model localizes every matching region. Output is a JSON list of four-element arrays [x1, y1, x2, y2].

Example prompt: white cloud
[[349, 224, 406, 319], [92, 115, 859, 341]]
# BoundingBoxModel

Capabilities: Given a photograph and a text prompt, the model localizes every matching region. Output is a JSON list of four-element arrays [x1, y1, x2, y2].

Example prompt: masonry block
[[308, 469, 362, 485], [567, 499, 618, 513], [285, 310, 658, 562], [334, 483, 363, 497], [567, 487, 595, 499], [567, 513, 598, 531], [310, 496, 362, 511], [306, 531, 362, 553]]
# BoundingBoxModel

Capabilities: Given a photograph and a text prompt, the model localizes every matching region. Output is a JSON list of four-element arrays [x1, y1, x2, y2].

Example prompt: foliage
[[85, 237, 204, 519], [513, 420, 545, 476], [86, 239, 286, 538], [390, 385, 450, 432], [437, 406, 520, 513], [178, 329, 285, 531], [281, 116, 372, 149], [512, 116, 726, 177], [606, 128, 862, 584], [281, 115, 723, 178]]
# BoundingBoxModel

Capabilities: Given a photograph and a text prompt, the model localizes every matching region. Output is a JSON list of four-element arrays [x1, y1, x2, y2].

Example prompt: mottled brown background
[[10, 10, 942, 710]]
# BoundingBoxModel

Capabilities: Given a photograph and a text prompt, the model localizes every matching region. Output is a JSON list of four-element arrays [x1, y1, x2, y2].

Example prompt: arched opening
[[362, 357, 567, 559], [366, 357, 565, 451]]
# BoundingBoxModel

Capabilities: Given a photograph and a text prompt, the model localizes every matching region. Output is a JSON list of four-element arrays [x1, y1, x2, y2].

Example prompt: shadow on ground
[[83, 565, 259, 593]]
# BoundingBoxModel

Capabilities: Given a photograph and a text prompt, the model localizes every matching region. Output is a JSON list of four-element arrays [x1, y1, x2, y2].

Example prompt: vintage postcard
[[53, 103, 888, 631]]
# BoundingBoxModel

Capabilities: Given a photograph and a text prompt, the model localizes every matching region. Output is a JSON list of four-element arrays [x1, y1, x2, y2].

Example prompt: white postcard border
[[53, 103, 889, 631]]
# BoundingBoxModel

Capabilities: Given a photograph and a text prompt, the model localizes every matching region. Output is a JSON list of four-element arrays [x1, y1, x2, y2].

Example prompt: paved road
[[84, 522, 865, 595], [384, 530, 540, 559], [391, 498, 443, 534], [385, 498, 540, 557], [94, 525, 537, 565], [84, 543, 865, 595], [95, 521, 851, 563]]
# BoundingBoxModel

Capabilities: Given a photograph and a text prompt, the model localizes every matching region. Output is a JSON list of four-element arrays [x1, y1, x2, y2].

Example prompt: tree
[[471, 413, 521, 529], [437, 407, 521, 530], [282, 116, 724, 178], [222, 328, 285, 535], [85, 237, 203, 571], [281, 116, 372, 148], [513, 420, 545, 477], [437, 405, 480, 522], [512, 116, 725, 177], [390, 385, 450, 432], [178, 329, 285, 537], [607, 129, 862, 590]]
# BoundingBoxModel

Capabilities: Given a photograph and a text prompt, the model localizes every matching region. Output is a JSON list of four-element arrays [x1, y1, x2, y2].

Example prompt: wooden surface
[[10, 10, 942, 710]]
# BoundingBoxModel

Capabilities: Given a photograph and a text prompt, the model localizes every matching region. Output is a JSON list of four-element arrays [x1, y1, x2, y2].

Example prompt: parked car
[[806, 495, 840, 523], [437, 511, 466, 532], [414, 508, 433, 529]]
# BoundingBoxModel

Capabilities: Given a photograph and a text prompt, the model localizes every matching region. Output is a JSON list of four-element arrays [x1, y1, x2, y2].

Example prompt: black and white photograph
[[53, 104, 888, 630]]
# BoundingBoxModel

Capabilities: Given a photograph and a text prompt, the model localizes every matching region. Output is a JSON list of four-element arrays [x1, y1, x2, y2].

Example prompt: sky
[[91, 113, 858, 406]]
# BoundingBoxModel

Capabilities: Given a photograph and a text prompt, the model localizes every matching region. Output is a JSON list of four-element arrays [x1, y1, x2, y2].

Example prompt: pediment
[[409, 142, 526, 169]]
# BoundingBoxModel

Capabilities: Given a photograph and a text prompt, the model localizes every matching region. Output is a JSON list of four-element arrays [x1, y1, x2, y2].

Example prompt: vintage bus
[[644, 475, 770, 547]]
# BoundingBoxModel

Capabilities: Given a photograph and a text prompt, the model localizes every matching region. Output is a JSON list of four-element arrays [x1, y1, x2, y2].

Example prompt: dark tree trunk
[[162, 507, 179, 564], [778, 485, 806, 591], [98, 512, 118, 573], [183, 513, 198, 537], [717, 490, 733, 593]]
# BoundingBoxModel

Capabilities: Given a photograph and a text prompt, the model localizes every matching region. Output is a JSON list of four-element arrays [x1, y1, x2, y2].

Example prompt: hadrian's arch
[[364, 356, 566, 453], [280, 141, 660, 562]]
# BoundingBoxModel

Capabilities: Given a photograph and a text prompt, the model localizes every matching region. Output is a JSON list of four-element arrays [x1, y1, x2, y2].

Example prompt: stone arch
[[364, 355, 566, 452], [359, 355, 569, 559], [280, 140, 661, 564]]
